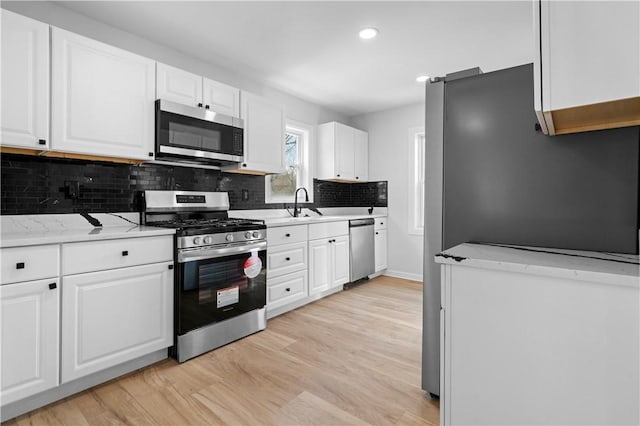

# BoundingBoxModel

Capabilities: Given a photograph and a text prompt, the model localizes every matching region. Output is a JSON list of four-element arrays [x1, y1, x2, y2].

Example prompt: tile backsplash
[[0, 154, 387, 214]]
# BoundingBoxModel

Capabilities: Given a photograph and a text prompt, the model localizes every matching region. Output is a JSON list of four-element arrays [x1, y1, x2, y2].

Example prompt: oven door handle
[[178, 241, 267, 263]]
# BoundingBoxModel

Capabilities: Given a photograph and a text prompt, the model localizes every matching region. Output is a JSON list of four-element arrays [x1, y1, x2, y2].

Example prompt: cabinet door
[[203, 78, 240, 117], [156, 62, 203, 107], [238, 92, 285, 173], [374, 229, 388, 272], [1, 10, 49, 149], [61, 262, 173, 383], [51, 28, 155, 160], [308, 239, 330, 295], [1, 278, 59, 405], [353, 128, 369, 181], [334, 122, 355, 180], [330, 235, 350, 287]]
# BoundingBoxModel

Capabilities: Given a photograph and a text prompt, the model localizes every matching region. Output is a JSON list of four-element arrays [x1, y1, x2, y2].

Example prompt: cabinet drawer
[[62, 235, 173, 275], [267, 225, 307, 246], [374, 217, 387, 230], [267, 241, 307, 278], [267, 270, 307, 309], [308, 221, 348, 240], [1, 245, 59, 285]]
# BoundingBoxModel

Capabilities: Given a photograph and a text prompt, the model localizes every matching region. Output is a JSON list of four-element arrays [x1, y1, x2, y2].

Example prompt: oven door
[[176, 241, 266, 335], [155, 99, 244, 165]]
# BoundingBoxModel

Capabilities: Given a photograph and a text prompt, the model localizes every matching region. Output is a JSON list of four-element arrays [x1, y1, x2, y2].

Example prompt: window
[[265, 120, 313, 203], [408, 127, 425, 235]]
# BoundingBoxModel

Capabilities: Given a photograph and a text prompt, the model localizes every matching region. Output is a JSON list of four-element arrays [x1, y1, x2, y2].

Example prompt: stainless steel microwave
[[155, 99, 244, 167]]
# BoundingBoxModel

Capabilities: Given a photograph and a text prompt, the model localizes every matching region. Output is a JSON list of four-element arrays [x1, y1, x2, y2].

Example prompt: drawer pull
[[285, 233, 291, 237], [285, 287, 291, 292], [49, 283, 57, 290], [16, 262, 25, 269], [122, 250, 129, 256], [168, 264, 174, 270], [376, 232, 379, 235], [285, 257, 291, 261]]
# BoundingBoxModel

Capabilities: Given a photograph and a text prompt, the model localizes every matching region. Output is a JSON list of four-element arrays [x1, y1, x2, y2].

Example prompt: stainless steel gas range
[[142, 190, 266, 363]]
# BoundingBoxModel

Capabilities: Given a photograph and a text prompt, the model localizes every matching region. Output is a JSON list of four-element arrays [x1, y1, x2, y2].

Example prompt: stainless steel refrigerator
[[421, 63, 639, 398]]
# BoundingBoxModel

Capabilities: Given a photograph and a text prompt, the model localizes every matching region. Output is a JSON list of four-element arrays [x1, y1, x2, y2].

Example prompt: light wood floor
[[5, 276, 439, 425]]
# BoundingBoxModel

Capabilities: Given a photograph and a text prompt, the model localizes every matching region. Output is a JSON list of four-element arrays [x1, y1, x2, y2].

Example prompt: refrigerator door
[[422, 79, 445, 397]]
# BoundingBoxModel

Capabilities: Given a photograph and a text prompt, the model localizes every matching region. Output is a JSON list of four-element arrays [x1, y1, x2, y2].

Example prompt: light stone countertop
[[229, 207, 387, 228], [0, 213, 175, 248], [435, 243, 639, 288]]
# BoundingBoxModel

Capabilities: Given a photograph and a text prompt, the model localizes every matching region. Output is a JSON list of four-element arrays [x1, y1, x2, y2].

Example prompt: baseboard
[[385, 269, 423, 282]]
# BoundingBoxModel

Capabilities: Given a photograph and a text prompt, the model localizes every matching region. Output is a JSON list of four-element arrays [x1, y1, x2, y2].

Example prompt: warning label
[[217, 286, 239, 308]]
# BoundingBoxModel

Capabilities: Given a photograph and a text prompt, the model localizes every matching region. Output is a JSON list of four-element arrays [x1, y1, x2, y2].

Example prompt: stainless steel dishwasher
[[349, 218, 375, 282]]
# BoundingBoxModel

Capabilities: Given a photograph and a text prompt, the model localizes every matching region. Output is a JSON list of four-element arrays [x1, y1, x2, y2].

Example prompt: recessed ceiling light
[[416, 75, 430, 83], [359, 28, 379, 40]]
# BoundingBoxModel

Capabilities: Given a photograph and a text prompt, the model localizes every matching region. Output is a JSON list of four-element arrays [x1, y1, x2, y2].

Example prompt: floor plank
[[4, 276, 439, 425]]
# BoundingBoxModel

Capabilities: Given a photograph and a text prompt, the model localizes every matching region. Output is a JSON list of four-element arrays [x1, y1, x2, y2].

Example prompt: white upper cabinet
[[236, 91, 285, 174], [51, 27, 156, 160], [202, 78, 240, 118], [316, 122, 369, 182], [156, 63, 202, 107], [534, 0, 640, 135], [156, 62, 240, 117], [1, 10, 49, 150]]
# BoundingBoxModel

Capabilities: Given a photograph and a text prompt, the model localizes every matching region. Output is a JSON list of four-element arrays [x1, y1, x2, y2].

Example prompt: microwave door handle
[[178, 241, 267, 263]]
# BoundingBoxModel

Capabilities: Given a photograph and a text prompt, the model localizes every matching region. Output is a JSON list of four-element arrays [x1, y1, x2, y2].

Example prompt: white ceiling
[[57, 1, 534, 117]]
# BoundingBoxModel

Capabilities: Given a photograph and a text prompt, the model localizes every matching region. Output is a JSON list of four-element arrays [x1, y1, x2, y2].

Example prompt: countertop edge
[[0, 226, 176, 248], [434, 243, 639, 288]]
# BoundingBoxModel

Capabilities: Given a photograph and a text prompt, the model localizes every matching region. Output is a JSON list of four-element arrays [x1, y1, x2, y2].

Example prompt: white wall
[[1, 1, 349, 127], [351, 102, 425, 281]]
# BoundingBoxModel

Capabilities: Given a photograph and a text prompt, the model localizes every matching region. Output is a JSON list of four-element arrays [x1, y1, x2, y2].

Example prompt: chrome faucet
[[293, 187, 309, 217]]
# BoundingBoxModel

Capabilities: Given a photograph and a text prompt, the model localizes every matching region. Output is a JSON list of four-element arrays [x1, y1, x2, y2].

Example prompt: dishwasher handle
[[349, 218, 375, 227]]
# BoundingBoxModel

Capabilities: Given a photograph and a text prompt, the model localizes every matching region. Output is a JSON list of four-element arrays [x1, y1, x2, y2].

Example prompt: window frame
[[265, 119, 314, 204], [408, 126, 425, 235]]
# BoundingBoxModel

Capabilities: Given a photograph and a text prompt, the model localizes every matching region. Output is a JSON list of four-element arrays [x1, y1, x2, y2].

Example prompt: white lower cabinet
[[0, 278, 59, 405], [61, 262, 173, 382], [308, 221, 350, 295], [374, 217, 388, 272]]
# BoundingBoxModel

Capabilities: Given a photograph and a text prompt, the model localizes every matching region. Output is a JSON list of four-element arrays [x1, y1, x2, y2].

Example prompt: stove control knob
[[193, 237, 201, 245], [245, 232, 252, 239], [203, 236, 213, 244], [252, 231, 260, 238], [225, 234, 234, 242]]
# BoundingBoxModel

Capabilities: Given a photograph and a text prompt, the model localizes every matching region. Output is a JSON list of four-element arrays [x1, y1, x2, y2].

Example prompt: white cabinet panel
[[267, 270, 307, 311], [156, 62, 202, 107], [267, 241, 307, 279], [62, 235, 173, 275], [335, 122, 355, 180], [1, 10, 49, 149], [61, 262, 173, 382], [1, 278, 59, 405], [353, 129, 369, 181], [331, 235, 350, 287], [51, 28, 155, 160], [308, 239, 331, 295], [237, 91, 285, 174], [374, 229, 388, 272], [203, 78, 240, 117], [1, 245, 59, 285], [267, 224, 308, 246]]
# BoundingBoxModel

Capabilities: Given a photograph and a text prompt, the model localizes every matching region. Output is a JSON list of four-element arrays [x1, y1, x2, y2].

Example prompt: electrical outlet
[[242, 189, 249, 201], [64, 181, 79, 199]]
